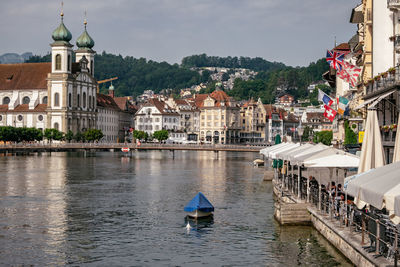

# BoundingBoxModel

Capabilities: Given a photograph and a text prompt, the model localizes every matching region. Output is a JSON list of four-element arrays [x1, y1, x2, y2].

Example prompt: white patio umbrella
[[393, 114, 400, 162], [303, 152, 360, 168], [358, 109, 385, 173]]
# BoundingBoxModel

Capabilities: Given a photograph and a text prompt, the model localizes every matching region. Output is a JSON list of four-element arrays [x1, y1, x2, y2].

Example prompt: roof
[[0, 63, 51, 90], [0, 104, 47, 113], [263, 104, 285, 118], [305, 112, 331, 123], [114, 96, 137, 113], [333, 43, 350, 55], [97, 93, 121, 110], [141, 98, 179, 115], [193, 90, 233, 108]]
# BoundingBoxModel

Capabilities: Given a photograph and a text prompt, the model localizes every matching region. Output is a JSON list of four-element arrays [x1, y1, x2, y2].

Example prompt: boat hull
[[186, 210, 213, 218]]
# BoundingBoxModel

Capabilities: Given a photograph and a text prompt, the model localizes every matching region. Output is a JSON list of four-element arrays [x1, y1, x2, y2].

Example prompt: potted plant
[[389, 67, 396, 74], [384, 125, 390, 132], [382, 72, 388, 78], [374, 75, 381, 81], [391, 124, 397, 131]]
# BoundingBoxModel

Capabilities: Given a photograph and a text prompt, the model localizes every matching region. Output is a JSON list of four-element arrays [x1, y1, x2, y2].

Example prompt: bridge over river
[[0, 143, 264, 154]]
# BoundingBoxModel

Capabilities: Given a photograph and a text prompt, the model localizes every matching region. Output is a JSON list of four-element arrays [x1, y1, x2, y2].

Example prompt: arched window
[[54, 93, 60, 107], [90, 60, 94, 75], [55, 54, 61, 70], [89, 95, 92, 110], [83, 92, 86, 108], [22, 96, 30, 104], [2, 97, 10, 105], [42, 96, 48, 104], [68, 55, 71, 71], [68, 93, 72, 107], [77, 94, 81, 107], [54, 122, 59, 130]]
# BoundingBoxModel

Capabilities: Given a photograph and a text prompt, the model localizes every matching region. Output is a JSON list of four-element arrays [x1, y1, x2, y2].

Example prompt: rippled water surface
[[0, 151, 351, 266]]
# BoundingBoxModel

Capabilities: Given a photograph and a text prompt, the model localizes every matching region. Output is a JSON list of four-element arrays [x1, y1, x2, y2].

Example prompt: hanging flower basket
[[389, 67, 396, 74], [382, 72, 388, 78], [374, 75, 381, 81], [383, 125, 390, 132], [391, 124, 397, 131]]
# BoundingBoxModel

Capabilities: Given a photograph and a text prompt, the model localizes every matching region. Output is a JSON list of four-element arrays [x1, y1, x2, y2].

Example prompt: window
[[55, 54, 61, 70], [90, 60, 93, 75], [38, 115, 44, 121], [68, 55, 71, 71], [54, 93, 60, 107], [2, 97, 10, 105], [77, 94, 81, 107], [22, 96, 30, 104], [0, 115, 2, 121], [54, 122, 59, 130], [83, 92, 86, 108], [89, 95, 92, 109], [17, 115, 23, 121], [68, 93, 72, 107], [42, 96, 48, 104]]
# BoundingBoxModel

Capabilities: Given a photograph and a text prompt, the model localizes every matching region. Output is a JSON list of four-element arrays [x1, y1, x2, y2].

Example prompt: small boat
[[253, 159, 264, 167], [184, 192, 214, 218]]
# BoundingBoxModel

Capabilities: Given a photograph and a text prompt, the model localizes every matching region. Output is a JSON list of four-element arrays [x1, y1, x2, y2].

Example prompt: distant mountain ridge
[[0, 52, 33, 64]]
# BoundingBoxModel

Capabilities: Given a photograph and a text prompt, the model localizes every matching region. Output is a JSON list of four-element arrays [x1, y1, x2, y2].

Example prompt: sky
[[0, 0, 360, 67]]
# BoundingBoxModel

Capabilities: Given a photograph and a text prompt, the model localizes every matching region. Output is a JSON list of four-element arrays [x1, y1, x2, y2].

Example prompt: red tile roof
[[97, 93, 121, 110], [0, 63, 51, 90], [146, 98, 179, 115]]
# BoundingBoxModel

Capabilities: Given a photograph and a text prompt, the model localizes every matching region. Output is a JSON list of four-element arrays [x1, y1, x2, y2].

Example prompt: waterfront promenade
[[0, 142, 263, 153]]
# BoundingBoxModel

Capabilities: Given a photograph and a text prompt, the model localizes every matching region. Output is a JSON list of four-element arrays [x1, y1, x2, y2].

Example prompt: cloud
[[0, 0, 359, 66]]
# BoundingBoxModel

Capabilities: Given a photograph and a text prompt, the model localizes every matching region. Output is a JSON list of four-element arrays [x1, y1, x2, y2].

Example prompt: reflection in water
[[0, 151, 351, 266]]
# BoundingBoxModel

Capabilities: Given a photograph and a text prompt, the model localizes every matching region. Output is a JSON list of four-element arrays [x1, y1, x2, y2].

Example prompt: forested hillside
[[181, 54, 286, 72], [226, 58, 329, 103], [26, 52, 329, 102]]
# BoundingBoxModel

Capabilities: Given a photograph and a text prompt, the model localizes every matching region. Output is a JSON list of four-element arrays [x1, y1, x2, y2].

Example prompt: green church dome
[[52, 14, 72, 43], [76, 20, 95, 49]]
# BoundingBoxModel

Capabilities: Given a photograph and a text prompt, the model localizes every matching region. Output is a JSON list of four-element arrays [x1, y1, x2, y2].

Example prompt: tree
[[313, 131, 333, 145], [301, 126, 313, 142], [74, 132, 84, 142], [44, 128, 64, 143], [84, 129, 104, 142], [344, 120, 358, 145], [65, 130, 74, 142], [221, 72, 230, 82], [153, 130, 169, 142]]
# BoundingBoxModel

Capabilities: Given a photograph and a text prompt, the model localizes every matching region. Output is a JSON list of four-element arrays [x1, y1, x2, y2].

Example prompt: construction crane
[[97, 77, 118, 93]]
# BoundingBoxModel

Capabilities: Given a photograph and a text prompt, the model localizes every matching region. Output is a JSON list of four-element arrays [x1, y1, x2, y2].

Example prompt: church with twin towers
[[0, 10, 98, 134]]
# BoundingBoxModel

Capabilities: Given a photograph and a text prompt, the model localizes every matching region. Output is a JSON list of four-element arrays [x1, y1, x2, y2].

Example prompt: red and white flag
[[323, 105, 337, 122], [337, 61, 361, 87]]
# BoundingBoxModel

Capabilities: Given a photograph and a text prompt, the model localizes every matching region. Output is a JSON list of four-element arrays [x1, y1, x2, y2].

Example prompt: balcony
[[365, 65, 400, 97], [388, 0, 400, 10], [381, 129, 396, 147]]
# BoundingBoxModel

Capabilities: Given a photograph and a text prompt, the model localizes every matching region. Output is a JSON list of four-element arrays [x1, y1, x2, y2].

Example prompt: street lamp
[[297, 122, 304, 199], [297, 122, 304, 144]]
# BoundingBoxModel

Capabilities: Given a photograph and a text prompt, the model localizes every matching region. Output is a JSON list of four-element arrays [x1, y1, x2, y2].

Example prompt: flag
[[318, 89, 334, 106], [337, 61, 361, 87], [326, 50, 344, 71], [337, 96, 349, 115], [324, 105, 337, 122]]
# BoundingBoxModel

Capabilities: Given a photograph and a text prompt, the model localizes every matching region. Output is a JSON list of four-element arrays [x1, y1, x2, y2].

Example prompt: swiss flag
[[324, 105, 337, 122]]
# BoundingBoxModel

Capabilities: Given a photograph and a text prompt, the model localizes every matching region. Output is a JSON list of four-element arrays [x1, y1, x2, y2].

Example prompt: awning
[[268, 143, 300, 159], [369, 89, 397, 109], [290, 144, 329, 165], [275, 143, 313, 161], [345, 161, 400, 217], [354, 95, 379, 110], [260, 142, 290, 156]]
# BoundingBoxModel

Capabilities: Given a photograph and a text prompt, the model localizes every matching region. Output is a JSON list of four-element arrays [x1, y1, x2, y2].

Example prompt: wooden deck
[[0, 143, 264, 153]]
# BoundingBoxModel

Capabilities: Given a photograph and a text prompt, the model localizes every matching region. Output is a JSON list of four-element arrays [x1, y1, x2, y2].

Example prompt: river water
[[0, 151, 351, 266]]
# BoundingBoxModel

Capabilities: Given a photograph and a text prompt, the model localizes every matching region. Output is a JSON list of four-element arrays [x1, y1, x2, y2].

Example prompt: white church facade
[[0, 11, 98, 133]]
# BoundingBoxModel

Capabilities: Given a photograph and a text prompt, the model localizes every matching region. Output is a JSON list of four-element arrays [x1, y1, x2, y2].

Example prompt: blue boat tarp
[[184, 192, 214, 212]]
